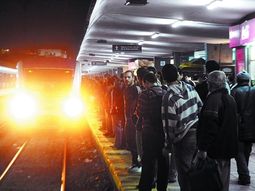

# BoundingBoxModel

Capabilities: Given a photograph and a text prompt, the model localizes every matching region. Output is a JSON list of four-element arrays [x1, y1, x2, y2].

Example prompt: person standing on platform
[[161, 64, 202, 191], [136, 72, 168, 191], [231, 71, 255, 185], [136, 67, 150, 162], [123, 70, 141, 172], [197, 71, 238, 191]]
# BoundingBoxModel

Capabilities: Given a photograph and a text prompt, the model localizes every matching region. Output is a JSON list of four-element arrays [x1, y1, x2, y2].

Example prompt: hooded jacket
[[162, 81, 202, 144]]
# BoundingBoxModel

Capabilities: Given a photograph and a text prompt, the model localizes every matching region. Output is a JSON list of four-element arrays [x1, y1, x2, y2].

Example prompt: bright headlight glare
[[8, 92, 38, 121], [63, 97, 84, 118]]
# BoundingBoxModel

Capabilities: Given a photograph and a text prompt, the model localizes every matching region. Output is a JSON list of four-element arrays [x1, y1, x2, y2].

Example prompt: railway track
[[0, 123, 115, 191]]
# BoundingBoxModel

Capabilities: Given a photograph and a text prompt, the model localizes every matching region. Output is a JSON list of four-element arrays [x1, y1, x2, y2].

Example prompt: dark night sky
[[0, 0, 94, 58]]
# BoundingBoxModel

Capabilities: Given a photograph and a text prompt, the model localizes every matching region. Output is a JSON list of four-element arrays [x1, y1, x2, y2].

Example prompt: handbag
[[188, 152, 222, 191]]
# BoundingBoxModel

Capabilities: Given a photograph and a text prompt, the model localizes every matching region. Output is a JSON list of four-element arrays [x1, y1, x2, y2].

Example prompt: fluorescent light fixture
[[151, 32, 160, 39], [124, 0, 148, 6], [172, 20, 184, 28], [138, 41, 144, 45], [207, 0, 222, 10], [171, 20, 196, 28]]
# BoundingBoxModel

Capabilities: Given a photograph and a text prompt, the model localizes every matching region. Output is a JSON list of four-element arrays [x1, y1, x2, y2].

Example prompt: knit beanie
[[236, 71, 250, 83], [162, 64, 178, 83], [207, 70, 226, 89]]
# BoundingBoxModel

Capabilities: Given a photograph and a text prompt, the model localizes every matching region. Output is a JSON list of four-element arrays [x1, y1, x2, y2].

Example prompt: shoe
[[238, 179, 250, 185], [238, 176, 250, 185], [168, 178, 177, 183], [128, 165, 142, 173]]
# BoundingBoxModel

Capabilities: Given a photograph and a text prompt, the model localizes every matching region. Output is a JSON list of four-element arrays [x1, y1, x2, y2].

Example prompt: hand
[[137, 155, 142, 163], [197, 150, 207, 160], [162, 147, 169, 157]]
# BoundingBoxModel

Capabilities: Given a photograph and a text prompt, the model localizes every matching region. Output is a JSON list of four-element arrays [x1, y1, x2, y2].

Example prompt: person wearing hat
[[197, 71, 238, 191], [161, 64, 202, 191], [231, 71, 255, 185]]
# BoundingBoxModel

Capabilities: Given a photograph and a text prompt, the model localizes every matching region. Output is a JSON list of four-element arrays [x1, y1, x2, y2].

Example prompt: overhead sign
[[112, 45, 142, 52]]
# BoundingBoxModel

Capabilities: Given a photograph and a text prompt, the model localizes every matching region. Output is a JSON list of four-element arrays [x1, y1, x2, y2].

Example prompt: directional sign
[[112, 45, 142, 53]]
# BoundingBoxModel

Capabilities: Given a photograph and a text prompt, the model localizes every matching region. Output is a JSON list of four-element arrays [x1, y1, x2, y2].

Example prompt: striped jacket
[[162, 81, 202, 144]]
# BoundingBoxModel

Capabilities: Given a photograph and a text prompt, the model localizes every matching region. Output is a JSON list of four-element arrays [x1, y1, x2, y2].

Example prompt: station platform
[[87, 111, 255, 191]]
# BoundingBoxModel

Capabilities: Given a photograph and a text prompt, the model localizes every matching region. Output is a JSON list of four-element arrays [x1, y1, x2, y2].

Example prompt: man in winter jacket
[[136, 72, 168, 191], [231, 71, 255, 185], [161, 64, 202, 191], [197, 71, 238, 191]]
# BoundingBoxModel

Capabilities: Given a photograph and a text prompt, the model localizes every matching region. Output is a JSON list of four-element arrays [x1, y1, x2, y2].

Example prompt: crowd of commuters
[[85, 60, 254, 191]]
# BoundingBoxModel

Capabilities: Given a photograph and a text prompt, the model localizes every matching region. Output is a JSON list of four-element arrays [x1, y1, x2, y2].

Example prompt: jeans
[[235, 142, 252, 181], [174, 129, 197, 191], [139, 132, 168, 191]]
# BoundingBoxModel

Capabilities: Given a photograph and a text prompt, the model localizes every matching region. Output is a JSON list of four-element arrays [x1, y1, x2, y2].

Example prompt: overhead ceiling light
[[138, 40, 144, 45], [206, 0, 222, 10], [171, 20, 184, 28], [151, 32, 160, 39], [171, 20, 194, 28], [124, 0, 148, 6]]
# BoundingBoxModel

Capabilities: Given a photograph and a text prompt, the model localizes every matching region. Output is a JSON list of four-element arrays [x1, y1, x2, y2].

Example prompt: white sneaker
[[128, 166, 142, 173]]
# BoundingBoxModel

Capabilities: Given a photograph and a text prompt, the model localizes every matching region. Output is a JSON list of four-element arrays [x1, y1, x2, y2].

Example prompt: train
[[0, 49, 85, 129]]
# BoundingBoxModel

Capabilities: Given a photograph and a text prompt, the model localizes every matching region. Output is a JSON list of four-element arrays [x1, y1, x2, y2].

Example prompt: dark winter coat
[[197, 88, 238, 159], [136, 86, 166, 150], [231, 83, 255, 142]]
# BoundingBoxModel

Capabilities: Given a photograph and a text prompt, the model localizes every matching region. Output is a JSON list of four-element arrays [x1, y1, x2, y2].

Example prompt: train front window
[[23, 68, 74, 96]]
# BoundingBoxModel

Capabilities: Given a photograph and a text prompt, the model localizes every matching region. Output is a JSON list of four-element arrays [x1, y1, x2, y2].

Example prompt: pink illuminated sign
[[229, 25, 241, 48], [229, 18, 255, 48], [240, 19, 255, 45]]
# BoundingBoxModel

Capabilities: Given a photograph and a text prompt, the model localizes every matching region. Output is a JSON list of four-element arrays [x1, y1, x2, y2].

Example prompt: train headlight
[[8, 92, 38, 121], [62, 96, 85, 118]]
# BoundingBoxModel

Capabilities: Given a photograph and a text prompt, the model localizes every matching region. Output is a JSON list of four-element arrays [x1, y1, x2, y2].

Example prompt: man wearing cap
[[231, 71, 255, 185], [197, 71, 238, 191], [161, 64, 202, 191]]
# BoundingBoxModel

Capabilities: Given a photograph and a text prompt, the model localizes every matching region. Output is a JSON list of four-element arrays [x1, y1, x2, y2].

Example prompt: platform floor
[[87, 111, 255, 191]]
